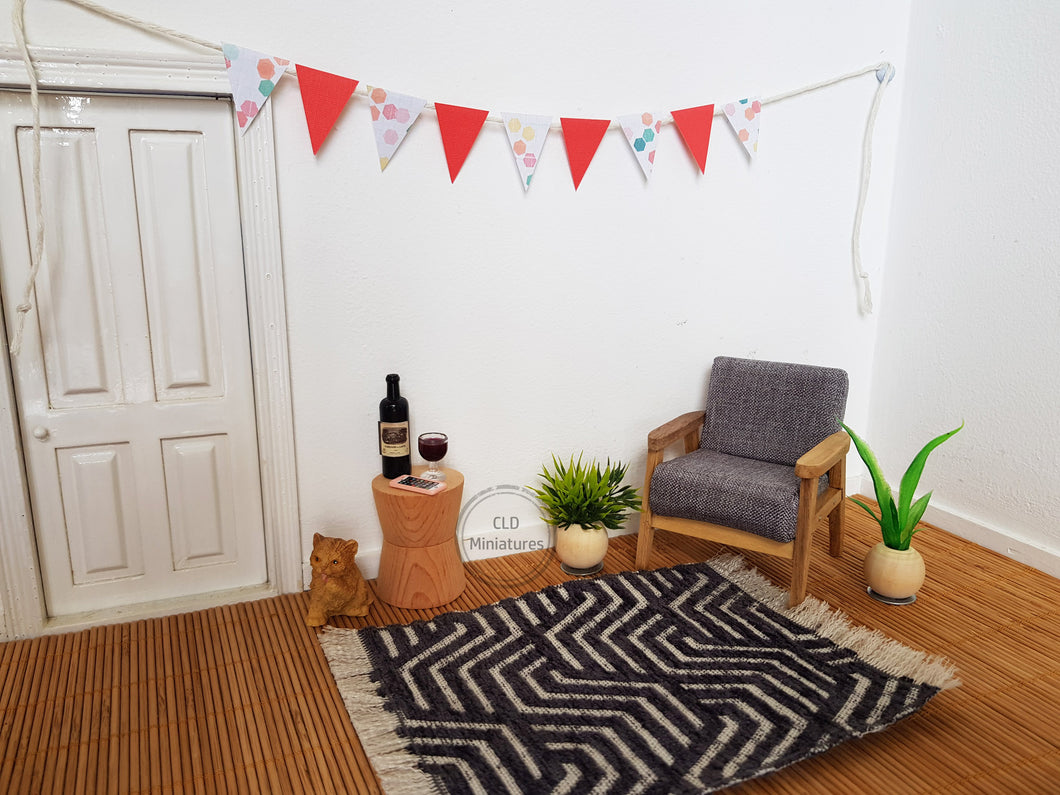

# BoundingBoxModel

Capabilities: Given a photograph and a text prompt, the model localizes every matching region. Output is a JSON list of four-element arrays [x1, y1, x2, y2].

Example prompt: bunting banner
[[670, 104, 715, 174], [2, 0, 900, 328], [368, 87, 427, 171], [435, 103, 490, 183], [560, 118, 611, 190], [617, 112, 663, 180], [222, 42, 290, 134], [296, 65, 359, 154], [499, 112, 552, 192], [724, 97, 762, 159]]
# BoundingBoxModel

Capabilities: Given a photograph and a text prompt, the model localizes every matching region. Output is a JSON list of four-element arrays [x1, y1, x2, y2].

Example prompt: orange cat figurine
[[306, 533, 374, 626]]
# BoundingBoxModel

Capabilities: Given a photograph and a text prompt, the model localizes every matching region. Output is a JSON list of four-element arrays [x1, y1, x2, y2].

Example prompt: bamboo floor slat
[[1, 501, 1058, 793]]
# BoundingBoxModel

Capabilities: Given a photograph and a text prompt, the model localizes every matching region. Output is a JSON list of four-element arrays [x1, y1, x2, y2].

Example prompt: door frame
[[0, 46, 301, 638]]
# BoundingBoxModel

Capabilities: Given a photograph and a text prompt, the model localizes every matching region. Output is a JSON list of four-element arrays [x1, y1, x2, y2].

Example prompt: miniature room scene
[[0, 0, 1057, 792]]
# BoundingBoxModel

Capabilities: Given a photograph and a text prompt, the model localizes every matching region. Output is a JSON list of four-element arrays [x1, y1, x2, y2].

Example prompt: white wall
[[871, 0, 1060, 576], [2, 1, 910, 577]]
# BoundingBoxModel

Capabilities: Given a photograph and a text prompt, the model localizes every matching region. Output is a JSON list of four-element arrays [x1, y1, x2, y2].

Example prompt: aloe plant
[[530, 454, 641, 530], [841, 421, 964, 550]]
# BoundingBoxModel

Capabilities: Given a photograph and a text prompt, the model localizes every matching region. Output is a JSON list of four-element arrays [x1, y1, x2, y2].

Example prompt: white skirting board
[[850, 475, 1060, 581]]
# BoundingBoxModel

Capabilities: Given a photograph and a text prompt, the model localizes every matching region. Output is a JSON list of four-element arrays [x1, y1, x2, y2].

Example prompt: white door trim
[[0, 46, 301, 637]]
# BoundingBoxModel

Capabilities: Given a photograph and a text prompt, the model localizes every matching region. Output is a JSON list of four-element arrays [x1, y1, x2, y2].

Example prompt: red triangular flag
[[670, 104, 715, 174], [296, 64, 359, 154], [435, 103, 489, 182], [560, 118, 610, 190]]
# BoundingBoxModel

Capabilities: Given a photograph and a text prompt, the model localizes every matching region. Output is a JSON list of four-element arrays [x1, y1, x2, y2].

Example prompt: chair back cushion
[[700, 356, 849, 466]]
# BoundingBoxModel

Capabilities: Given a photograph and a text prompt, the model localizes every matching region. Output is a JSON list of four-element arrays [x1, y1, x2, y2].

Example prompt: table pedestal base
[[376, 539, 465, 609]]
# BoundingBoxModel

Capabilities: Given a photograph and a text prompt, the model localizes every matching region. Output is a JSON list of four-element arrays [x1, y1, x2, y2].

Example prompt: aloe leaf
[[897, 421, 964, 530], [904, 491, 933, 546], [841, 422, 896, 540], [849, 496, 881, 523], [882, 498, 902, 548]]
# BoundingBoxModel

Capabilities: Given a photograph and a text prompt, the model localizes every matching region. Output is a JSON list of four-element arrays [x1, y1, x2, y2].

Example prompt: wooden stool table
[[372, 467, 466, 609]]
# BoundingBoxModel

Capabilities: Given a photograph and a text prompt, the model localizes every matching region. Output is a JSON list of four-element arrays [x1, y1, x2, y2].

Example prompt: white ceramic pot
[[554, 525, 609, 572], [864, 542, 926, 601]]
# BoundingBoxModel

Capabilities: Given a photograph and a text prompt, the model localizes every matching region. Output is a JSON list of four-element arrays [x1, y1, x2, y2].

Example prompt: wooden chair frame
[[634, 410, 850, 606]]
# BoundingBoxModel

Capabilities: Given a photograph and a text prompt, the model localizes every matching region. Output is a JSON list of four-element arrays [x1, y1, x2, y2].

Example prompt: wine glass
[[418, 432, 448, 481]]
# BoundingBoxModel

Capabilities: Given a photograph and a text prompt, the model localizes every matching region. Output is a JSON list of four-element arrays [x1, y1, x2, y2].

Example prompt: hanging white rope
[[850, 64, 896, 315], [7, 0, 893, 354], [8, 0, 44, 355], [61, 0, 221, 52]]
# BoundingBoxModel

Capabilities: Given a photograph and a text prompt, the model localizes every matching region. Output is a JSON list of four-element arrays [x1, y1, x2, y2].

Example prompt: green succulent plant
[[842, 421, 964, 551], [530, 454, 642, 531]]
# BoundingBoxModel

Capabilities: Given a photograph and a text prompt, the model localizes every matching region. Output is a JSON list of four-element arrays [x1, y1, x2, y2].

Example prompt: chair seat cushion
[[649, 449, 807, 543]]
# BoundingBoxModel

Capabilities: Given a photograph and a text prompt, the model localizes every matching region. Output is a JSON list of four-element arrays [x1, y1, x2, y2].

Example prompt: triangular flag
[[222, 42, 290, 135], [723, 97, 762, 159], [367, 87, 427, 170], [617, 112, 663, 180], [499, 112, 552, 191], [435, 103, 489, 183], [671, 104, 715, 173], [296, 65, 359, 154], [560, 118, 610, 190]]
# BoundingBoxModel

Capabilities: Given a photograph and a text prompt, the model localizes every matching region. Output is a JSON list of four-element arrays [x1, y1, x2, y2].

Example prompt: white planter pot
[[554, 525, 609, 575], [864, 542, 926, 604]]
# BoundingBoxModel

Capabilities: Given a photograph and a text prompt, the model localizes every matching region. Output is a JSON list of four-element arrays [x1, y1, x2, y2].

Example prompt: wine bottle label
[[379, 421, 410, 456]]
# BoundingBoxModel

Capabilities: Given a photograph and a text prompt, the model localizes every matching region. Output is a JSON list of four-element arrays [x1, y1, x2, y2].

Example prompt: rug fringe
[[319, 626, 445, 795], [704, 554, 961, 691]]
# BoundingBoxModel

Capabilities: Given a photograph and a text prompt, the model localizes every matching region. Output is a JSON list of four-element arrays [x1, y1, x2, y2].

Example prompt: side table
[[372, 466, 466, 609]]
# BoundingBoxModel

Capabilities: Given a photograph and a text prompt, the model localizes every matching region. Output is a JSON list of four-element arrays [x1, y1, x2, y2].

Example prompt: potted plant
[[530, 453, 641, 576], [841, 420, 964, 604]]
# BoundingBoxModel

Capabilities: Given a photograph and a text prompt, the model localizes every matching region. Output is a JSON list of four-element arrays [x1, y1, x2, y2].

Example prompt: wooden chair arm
[[647, 411, 704, 452], [794, 431, 851, 479]]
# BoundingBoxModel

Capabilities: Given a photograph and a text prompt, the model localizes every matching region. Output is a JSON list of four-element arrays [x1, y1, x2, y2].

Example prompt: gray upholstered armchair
[[635, 356, 851, 605]]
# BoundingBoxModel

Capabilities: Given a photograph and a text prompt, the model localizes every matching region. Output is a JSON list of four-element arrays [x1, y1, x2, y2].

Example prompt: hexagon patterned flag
[[367, 87, 427, 171], [617, 112, 663, 180], [222, 43, 290, 135], [499, 112, 552, 191], [724, 97, 762, 159]]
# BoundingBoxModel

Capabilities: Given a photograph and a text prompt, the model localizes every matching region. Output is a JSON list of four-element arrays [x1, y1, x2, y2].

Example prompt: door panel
[[130, 129, 225, 400], [58, 442, 145, 584], [15, 126, 123, 410], [0, 91, 267, 617], [163, 434, 238, 570]]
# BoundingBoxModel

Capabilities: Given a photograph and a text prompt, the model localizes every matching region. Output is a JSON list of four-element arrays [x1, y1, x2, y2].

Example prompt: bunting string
[[9, 0, 893, 355]]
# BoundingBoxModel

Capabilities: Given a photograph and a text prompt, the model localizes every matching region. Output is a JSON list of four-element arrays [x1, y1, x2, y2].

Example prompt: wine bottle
[[379, 373, 411, 478]]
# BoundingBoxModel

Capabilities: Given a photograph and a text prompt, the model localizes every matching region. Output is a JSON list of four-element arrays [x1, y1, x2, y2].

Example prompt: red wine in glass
[[418, 433, 448, 481]]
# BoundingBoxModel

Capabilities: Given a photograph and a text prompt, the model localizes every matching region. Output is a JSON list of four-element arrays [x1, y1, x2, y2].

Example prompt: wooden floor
[[1, 504, 1058, 794]]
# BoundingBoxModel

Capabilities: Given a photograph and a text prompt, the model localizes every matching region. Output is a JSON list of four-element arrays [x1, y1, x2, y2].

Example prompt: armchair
[[635, 356, 850, 606]]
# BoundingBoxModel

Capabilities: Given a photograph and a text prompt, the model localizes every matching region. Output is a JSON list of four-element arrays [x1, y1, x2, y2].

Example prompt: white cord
[[66, 0, 221, 52], [851, 65, 894, 315], [8, 0, 44, 355]]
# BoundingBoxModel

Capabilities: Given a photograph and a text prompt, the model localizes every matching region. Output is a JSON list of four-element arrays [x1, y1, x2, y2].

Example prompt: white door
[[0, 91, 267, 617]]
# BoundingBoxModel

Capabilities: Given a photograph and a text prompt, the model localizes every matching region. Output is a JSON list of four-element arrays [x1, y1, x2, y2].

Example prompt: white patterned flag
[[222, 43, 290, 134], [617, 112, 663, 180], [368, 87, 427, 171], [499, 112, 552, 191], [723, 97, 762, 159]]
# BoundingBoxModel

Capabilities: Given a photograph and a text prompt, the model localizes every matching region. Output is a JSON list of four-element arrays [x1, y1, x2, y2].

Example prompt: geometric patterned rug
[[320, 556, 959, 794]]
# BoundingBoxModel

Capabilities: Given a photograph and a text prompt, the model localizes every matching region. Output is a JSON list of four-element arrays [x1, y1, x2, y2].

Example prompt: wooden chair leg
[[635, 513, 655, 570], [789, 478, 818, 606], [828, 457, 846, 558], [636, 449, 663, 570]]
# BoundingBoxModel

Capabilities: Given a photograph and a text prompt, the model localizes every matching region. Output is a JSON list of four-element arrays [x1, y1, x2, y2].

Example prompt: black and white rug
[[320, 556, 959, 794]]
